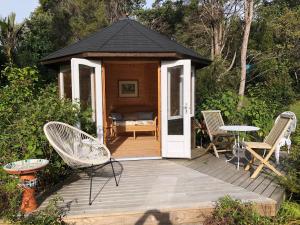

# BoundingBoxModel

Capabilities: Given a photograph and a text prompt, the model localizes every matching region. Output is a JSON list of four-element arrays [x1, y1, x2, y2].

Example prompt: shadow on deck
[[38, 150, 284, 225]]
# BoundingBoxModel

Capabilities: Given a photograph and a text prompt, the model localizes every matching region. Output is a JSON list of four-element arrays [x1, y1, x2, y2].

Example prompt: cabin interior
[[59, 60, 161, 159], [103, 60, 160, 158]]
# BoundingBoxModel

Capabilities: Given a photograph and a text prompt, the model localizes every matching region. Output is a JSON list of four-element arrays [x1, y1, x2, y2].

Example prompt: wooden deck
[[175, 148, 285, 205], [107, 135, 160, 158], [39, 151, 283, 225]]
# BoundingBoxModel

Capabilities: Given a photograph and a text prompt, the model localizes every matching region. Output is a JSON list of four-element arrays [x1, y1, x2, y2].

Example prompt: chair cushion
[[135, 120, 154, 125], [123, 112, 139, 120], [115, 120, 154, 126], [110, 113, 123, 121], [138, 112, 153, 120], [115, 120, 137, 126]]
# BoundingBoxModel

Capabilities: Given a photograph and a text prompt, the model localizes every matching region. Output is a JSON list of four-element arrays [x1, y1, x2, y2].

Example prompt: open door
[[161, 60, 191, 158], [71, 58, 103, 142]]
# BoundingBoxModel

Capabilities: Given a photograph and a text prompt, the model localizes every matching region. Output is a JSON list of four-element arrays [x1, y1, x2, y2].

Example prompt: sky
[[0, 0, 155, 23]]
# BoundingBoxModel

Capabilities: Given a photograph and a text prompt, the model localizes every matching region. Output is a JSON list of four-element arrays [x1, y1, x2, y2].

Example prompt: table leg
[[133, 131, 136, 140], [237, 132, 240, 170], [226, 135, 237, 163]]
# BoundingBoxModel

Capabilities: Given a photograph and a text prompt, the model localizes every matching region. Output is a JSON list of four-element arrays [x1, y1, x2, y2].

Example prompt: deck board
[[39, 158, 277, 224], [171, 148, 285, 204], [40, 149, 284, 225]]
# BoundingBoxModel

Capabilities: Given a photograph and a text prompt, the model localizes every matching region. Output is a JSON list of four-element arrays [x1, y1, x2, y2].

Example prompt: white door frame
[[71, 58, 103, 142], [161, 59, 192, 158], [58, 65, 71, 99]]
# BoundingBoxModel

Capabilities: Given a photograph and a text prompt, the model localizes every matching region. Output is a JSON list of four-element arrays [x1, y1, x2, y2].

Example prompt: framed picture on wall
[[118, 80, 139, 97]]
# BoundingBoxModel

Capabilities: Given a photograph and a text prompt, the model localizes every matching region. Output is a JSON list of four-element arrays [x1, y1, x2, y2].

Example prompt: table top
[[220, 125, 260, 132]]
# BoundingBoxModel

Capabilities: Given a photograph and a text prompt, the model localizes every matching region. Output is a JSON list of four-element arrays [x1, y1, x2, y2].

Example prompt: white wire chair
[[43, 121, 119, 205]]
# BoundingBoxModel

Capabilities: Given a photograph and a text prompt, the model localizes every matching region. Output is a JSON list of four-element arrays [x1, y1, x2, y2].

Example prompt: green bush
[[277, 129, 300, 201], [204, 196, 300, 225], [0, 65, 94, 221], [198, 91, 275, 138], [7, 197, 67, 225], [0, 177, 21, 220], [247, 53, 296, 113], [276, 201, 300, 225], [203, 196, 271, 225]]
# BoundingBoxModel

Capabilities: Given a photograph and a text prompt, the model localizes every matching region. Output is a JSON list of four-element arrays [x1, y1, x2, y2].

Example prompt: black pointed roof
[[42, 18, 210, 65]]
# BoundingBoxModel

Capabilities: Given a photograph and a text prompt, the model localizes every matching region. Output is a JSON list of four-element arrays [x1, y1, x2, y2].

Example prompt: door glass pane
[[168, 65, 183, 135], [63, 69, 72, 99], [79, 65, 94, 110]]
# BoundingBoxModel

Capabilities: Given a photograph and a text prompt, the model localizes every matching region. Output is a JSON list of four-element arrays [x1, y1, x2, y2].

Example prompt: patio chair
[[244, 114, 293, 179], [43, 121, 119, 205], [201, 110, 234, 158]]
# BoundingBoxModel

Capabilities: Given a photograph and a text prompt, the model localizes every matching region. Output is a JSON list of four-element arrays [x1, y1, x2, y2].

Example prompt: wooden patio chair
[[43, 121, 119, 205], [201, 110, 234, 158], [244, 114, 293, 179]]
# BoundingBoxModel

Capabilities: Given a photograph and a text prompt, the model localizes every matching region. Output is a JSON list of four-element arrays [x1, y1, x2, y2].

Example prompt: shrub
[[275, 201, 300, 225], [0, 177, 21, 220], [276, 101, 300, 202], [0, 65, 94, 221], [198, 91, 275, 138], [277, 129, 300, 201], [203, 196, 271, 225], [204, 196, 300, 225], [7, 197, 67, 225]]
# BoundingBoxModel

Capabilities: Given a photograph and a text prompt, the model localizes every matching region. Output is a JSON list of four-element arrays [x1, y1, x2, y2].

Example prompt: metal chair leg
[[89, 167, 94, 205], [110, 159, 118, 186]]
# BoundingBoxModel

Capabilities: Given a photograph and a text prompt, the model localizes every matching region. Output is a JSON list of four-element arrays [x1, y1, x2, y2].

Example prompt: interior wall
[[105, 63, 158, 115]]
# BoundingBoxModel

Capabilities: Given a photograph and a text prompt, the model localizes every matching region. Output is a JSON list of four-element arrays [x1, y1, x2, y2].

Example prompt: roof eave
[[41, 51, 211, 66]]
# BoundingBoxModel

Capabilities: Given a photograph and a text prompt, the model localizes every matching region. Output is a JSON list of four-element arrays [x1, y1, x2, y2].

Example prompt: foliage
[[137, 0, 185, 38], [0, 65, 94, 222], [17, 11, 55, 67], [105, 0, 145, 23], [0, 177, 21, 220], [3, 197, 67, 225], [246, 52, 296, 113], [199, 91, 274, 137], [0, 12, 24, 63], [276, 201, 300, 225], [275, 101, 300, 201], [203, 196, 271, 225], [204, 196, 300, 225], [251, 3, 300, 93], [195, 60, 240, 104]]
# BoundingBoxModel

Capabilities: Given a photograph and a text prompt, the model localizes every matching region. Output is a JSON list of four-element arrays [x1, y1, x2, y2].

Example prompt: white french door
[[71, 58, 103, 142], [161, 60, 192, 158]]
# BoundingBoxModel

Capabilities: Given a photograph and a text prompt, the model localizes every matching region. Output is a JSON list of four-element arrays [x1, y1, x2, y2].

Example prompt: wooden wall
[[105, 63, 158, 114]]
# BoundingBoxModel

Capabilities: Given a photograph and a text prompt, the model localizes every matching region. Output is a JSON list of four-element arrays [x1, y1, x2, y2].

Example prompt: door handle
[[184, 103, 189, 114]]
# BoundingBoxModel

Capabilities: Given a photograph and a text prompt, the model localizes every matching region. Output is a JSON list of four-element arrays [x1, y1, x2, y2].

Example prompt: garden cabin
[[42, 18, 211, 159]]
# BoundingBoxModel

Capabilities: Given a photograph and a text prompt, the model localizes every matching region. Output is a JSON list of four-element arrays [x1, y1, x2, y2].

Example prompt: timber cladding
[[105, 62, 158, 114]]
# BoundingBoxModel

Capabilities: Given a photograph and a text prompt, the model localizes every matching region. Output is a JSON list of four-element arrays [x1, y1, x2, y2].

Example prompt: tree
[[137, 0, 185, 37], [237, 0, 254, 110], [0, 13, 24, 64], [17, 11, 55, 66], [104, 0, 145, 23]]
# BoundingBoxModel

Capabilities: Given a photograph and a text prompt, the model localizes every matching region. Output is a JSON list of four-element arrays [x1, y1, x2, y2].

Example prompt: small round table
[[219, 125, 260, 170], [3, 159, 49, 213]]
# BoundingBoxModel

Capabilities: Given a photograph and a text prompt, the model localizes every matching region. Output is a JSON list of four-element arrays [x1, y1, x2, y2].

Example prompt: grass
[[289, 101, 300, 118]]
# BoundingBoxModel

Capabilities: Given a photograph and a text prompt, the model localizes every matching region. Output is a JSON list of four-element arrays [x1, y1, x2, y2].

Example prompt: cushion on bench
[[114, 120, 154, 126]]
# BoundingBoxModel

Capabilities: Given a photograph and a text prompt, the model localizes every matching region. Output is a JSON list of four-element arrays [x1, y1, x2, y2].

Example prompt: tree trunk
[[237, 0, 254, 110]]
